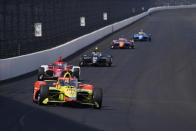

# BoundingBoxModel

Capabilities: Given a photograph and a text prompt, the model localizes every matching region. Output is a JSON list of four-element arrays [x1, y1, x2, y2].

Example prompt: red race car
[[38, 56, 80, 80]]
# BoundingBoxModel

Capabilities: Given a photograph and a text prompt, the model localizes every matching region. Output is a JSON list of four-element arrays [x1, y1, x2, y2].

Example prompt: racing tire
[[46, 70, 54, 77], [79, 61, 84, 67], [106, 58, 112, 67], [38, 67, 45, 81], [106, 62, 112, 67], [38, 85, 49, 105], [149, 37, 151, 42], [93, 88, 103, 109]]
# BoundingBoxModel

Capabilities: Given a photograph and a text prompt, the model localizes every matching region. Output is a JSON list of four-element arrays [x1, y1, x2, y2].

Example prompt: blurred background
[[0, 0, 195, 58]]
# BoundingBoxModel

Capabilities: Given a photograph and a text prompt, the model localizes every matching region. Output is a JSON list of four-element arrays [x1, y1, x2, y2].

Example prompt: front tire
[[93, 88, 103, 109], [38, 67, 45, 81], [38, 85, 49, 105], [106, 57, 112, 67], [106, 61, 112, 67]]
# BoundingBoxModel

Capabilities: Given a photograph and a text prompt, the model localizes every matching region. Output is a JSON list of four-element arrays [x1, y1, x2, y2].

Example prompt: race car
[[79, 49, 112, 67], [33, 72, 103, 109], [133, 30, 151, 41], [111, 36, 134, 49], [38, 56, 80, 81]]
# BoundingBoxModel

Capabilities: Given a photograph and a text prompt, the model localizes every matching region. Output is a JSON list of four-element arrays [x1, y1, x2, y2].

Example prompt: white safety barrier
[[1, 4, 196, 81]]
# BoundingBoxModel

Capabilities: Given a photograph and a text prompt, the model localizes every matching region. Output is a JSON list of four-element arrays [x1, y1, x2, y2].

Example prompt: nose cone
[[54, 68, 63, 76], [64, 87, 77, 101], [139, 35, 143, 39], [119, 42, 124, 47]]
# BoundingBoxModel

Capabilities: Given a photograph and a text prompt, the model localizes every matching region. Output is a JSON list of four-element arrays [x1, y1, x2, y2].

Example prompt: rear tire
[[93, 88, 103, 109], [38, 85, 49, 105], [38, 67, 44, 81]]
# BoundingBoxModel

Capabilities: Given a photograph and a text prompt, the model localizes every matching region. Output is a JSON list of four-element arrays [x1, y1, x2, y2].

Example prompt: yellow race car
[[33, 72, 103, 109]]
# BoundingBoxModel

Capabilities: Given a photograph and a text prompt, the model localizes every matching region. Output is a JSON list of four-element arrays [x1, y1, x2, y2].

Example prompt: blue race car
[[133, 30, 151, 41]]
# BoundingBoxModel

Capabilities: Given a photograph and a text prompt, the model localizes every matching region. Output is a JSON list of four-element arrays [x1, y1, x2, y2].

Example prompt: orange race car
[[111, 36, 134, 49]]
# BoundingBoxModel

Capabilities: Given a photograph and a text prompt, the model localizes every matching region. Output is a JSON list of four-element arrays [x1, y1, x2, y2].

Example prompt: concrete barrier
[[0, 25, 113, 80], [1, 4, 196, 81]]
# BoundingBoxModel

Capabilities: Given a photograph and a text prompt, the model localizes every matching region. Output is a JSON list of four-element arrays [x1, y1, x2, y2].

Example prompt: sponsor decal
[[103, 12, 108, 20], [34, 23, 42, 37], [80, 17, 86, 27]]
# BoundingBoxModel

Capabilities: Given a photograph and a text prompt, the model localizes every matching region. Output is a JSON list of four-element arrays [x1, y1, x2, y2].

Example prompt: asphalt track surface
[[1, 8, 196, 131]]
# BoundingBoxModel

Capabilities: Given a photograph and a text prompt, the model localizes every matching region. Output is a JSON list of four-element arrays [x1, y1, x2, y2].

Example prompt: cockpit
[[58, 79, 78, 87], [119, 40, 126, 42], [138, 32, 145, 35], [92, 51, 102, 57], [138, 29, 145, 35], [53, 63, 66, 68]]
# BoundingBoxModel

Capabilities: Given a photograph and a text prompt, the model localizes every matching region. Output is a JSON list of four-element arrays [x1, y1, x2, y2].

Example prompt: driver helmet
[[120, 35, 125, 38], [58, 56, 63, 62], [66, 68, 70, 72], [95, 46, 98, 51]]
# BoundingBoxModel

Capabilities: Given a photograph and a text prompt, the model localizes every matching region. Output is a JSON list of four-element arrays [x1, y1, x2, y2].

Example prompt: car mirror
[[79, 85, 84, 87], [53, 83, 59, 86]]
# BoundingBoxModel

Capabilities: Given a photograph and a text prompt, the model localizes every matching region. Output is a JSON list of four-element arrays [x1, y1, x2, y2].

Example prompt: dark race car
[[79, 51, 112, 67], [111, 37, 134, 49], [38, 56, 80, 81]]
